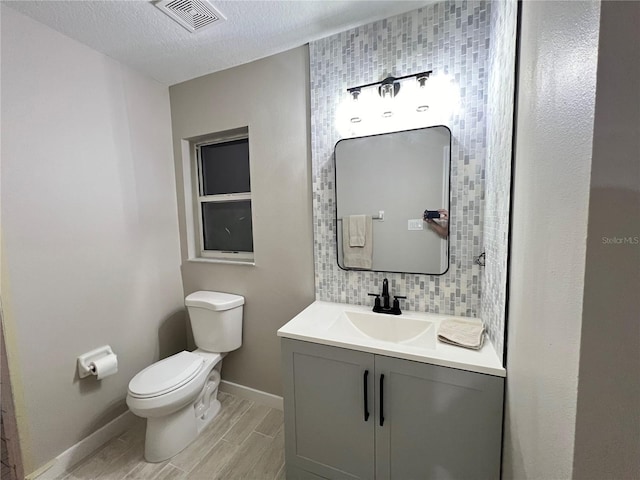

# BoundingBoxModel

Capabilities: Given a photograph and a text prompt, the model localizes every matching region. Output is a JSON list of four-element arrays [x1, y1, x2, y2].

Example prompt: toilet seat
[[129, 351, 204, 399]]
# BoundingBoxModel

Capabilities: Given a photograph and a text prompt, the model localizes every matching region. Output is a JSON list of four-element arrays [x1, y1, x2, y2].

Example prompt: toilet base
[[143, 367, 222, 462], [145, 404, 198, 462]]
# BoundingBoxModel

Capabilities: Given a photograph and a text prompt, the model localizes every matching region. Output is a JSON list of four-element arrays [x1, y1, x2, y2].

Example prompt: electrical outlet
[[408, 219, 424, 231]]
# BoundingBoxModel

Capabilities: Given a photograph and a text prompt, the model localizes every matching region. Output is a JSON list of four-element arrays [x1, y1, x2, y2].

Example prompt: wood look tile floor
[[59, 393, 285, 480]]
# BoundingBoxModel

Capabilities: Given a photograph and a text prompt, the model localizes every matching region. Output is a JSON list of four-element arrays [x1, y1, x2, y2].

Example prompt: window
[[194, 131, 254, 262]]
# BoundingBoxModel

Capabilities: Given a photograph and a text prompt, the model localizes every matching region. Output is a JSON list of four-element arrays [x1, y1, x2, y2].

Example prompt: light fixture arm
[[346, 70, 432, 95]]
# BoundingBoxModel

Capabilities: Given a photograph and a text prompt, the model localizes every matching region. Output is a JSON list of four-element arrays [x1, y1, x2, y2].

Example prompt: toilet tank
[[185, 291, 244, 353]]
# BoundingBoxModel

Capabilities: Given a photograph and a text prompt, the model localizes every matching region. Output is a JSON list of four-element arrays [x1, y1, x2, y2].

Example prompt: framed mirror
[[334, 125, 451, 275]]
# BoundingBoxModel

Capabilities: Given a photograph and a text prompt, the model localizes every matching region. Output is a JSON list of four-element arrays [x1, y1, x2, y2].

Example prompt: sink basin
[[327, 310, 436, 349]]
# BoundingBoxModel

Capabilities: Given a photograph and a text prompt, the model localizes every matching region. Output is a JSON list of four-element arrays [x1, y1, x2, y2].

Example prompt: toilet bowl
[[126, 291, 244, 462]]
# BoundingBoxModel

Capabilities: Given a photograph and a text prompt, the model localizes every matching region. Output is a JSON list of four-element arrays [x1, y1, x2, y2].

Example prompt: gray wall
[[169, 46, 315, 397], [503, 1, 600, 478], [1, 7, 185, 475], [505, 3, 640, 477], [573, 1, 640, 478]]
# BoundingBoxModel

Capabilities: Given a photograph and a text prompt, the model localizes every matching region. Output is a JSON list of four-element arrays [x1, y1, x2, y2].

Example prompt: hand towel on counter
[[437, 318, 485, 350], [349, 215, 367, 247], [342, 215, 373, 269]]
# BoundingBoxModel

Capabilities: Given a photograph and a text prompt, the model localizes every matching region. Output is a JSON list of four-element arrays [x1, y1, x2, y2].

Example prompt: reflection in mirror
[[335, 126, 451, 275]]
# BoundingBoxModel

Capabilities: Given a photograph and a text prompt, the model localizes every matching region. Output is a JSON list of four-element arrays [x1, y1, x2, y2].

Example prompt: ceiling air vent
[[155, 0, 226, 33]]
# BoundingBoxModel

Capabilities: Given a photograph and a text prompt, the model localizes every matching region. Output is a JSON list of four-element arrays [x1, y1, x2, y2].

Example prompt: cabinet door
[[282, 339, 375, 479], [374, 355, 504, 480]]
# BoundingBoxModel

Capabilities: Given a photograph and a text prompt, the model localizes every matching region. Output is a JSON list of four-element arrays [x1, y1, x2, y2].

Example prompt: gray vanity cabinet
[[282, 339, 375, 479], [282, 338, 504, 480], [374, 355, 504, 480]]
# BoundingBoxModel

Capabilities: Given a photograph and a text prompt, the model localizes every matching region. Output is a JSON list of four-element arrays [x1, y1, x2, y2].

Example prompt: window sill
[[186, 257, 256, 266]]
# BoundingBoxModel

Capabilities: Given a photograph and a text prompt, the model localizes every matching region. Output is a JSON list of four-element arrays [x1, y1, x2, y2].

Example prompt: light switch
[[408, 219, 424, 231]]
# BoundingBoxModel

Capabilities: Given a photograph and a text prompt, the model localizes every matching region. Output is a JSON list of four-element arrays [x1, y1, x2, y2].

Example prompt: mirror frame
[[333, 125, 452, 276]]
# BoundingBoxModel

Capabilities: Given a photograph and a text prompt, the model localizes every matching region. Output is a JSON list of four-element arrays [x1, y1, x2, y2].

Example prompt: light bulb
[[380, 83, 395, 118], [416, 75, 430, 113], [349, 89, 362, 123]]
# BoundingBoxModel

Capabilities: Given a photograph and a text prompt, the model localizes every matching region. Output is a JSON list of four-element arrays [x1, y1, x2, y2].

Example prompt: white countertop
[[277, 301, 506, 377]]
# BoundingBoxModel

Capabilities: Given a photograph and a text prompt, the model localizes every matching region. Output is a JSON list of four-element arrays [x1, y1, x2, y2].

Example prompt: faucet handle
[[391, 296, 406, 315], [368, 293, 382, 313]]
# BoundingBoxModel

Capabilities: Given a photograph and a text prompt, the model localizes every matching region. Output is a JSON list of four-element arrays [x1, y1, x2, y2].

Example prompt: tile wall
[[481, 0, 517, 361], [310, 1, 492, 317]]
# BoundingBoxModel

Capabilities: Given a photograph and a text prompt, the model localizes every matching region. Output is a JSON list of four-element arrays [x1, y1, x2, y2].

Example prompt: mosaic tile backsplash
[[481, 0, 517, 361], [310, 1, 493, 317]]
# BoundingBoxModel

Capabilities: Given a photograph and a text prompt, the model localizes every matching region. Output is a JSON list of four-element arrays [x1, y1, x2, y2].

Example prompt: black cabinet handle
[[379, 374, 385, 426], [363, 370, 370, 421]]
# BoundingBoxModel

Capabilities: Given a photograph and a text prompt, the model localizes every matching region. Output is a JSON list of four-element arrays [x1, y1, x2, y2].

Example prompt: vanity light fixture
[[346, 70, 432, 119]]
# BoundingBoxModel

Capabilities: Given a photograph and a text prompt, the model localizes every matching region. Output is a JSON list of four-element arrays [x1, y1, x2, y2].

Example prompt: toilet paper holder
[[77, 345, 116, 379]]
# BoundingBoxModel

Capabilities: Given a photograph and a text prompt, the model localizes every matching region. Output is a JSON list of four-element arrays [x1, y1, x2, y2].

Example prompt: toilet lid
[[128, 351, 204, 398]]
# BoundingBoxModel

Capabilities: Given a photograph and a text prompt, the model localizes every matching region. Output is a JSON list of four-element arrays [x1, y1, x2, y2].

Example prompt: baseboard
[[219, 380, 283, 410], [28, 410, 136, 480], [28, 383, 281, 479]]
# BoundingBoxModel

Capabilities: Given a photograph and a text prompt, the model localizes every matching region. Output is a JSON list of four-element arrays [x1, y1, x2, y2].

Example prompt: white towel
[[349, 215, 367, 247], [437, 318, 485, 350], [342, 215, 373, 269]]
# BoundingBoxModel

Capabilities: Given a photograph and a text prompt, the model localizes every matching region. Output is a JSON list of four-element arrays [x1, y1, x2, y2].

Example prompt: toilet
[[126, 291, 244, 462]]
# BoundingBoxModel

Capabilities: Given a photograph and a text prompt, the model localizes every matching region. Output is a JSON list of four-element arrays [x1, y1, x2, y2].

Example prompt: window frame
[[193, 131, 254, 262]]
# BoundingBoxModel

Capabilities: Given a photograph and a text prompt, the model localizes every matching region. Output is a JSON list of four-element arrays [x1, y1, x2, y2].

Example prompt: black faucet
[[368, 278, 406, 315], [381, 278, 390, 309]]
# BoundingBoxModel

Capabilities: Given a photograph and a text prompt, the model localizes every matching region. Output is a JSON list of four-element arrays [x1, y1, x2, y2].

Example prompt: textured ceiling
[[5, 0, 427, 85]]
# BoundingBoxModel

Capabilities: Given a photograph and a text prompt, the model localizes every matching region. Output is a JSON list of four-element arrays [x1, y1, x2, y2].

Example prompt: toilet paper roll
[[89, 354, 118, 380]]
